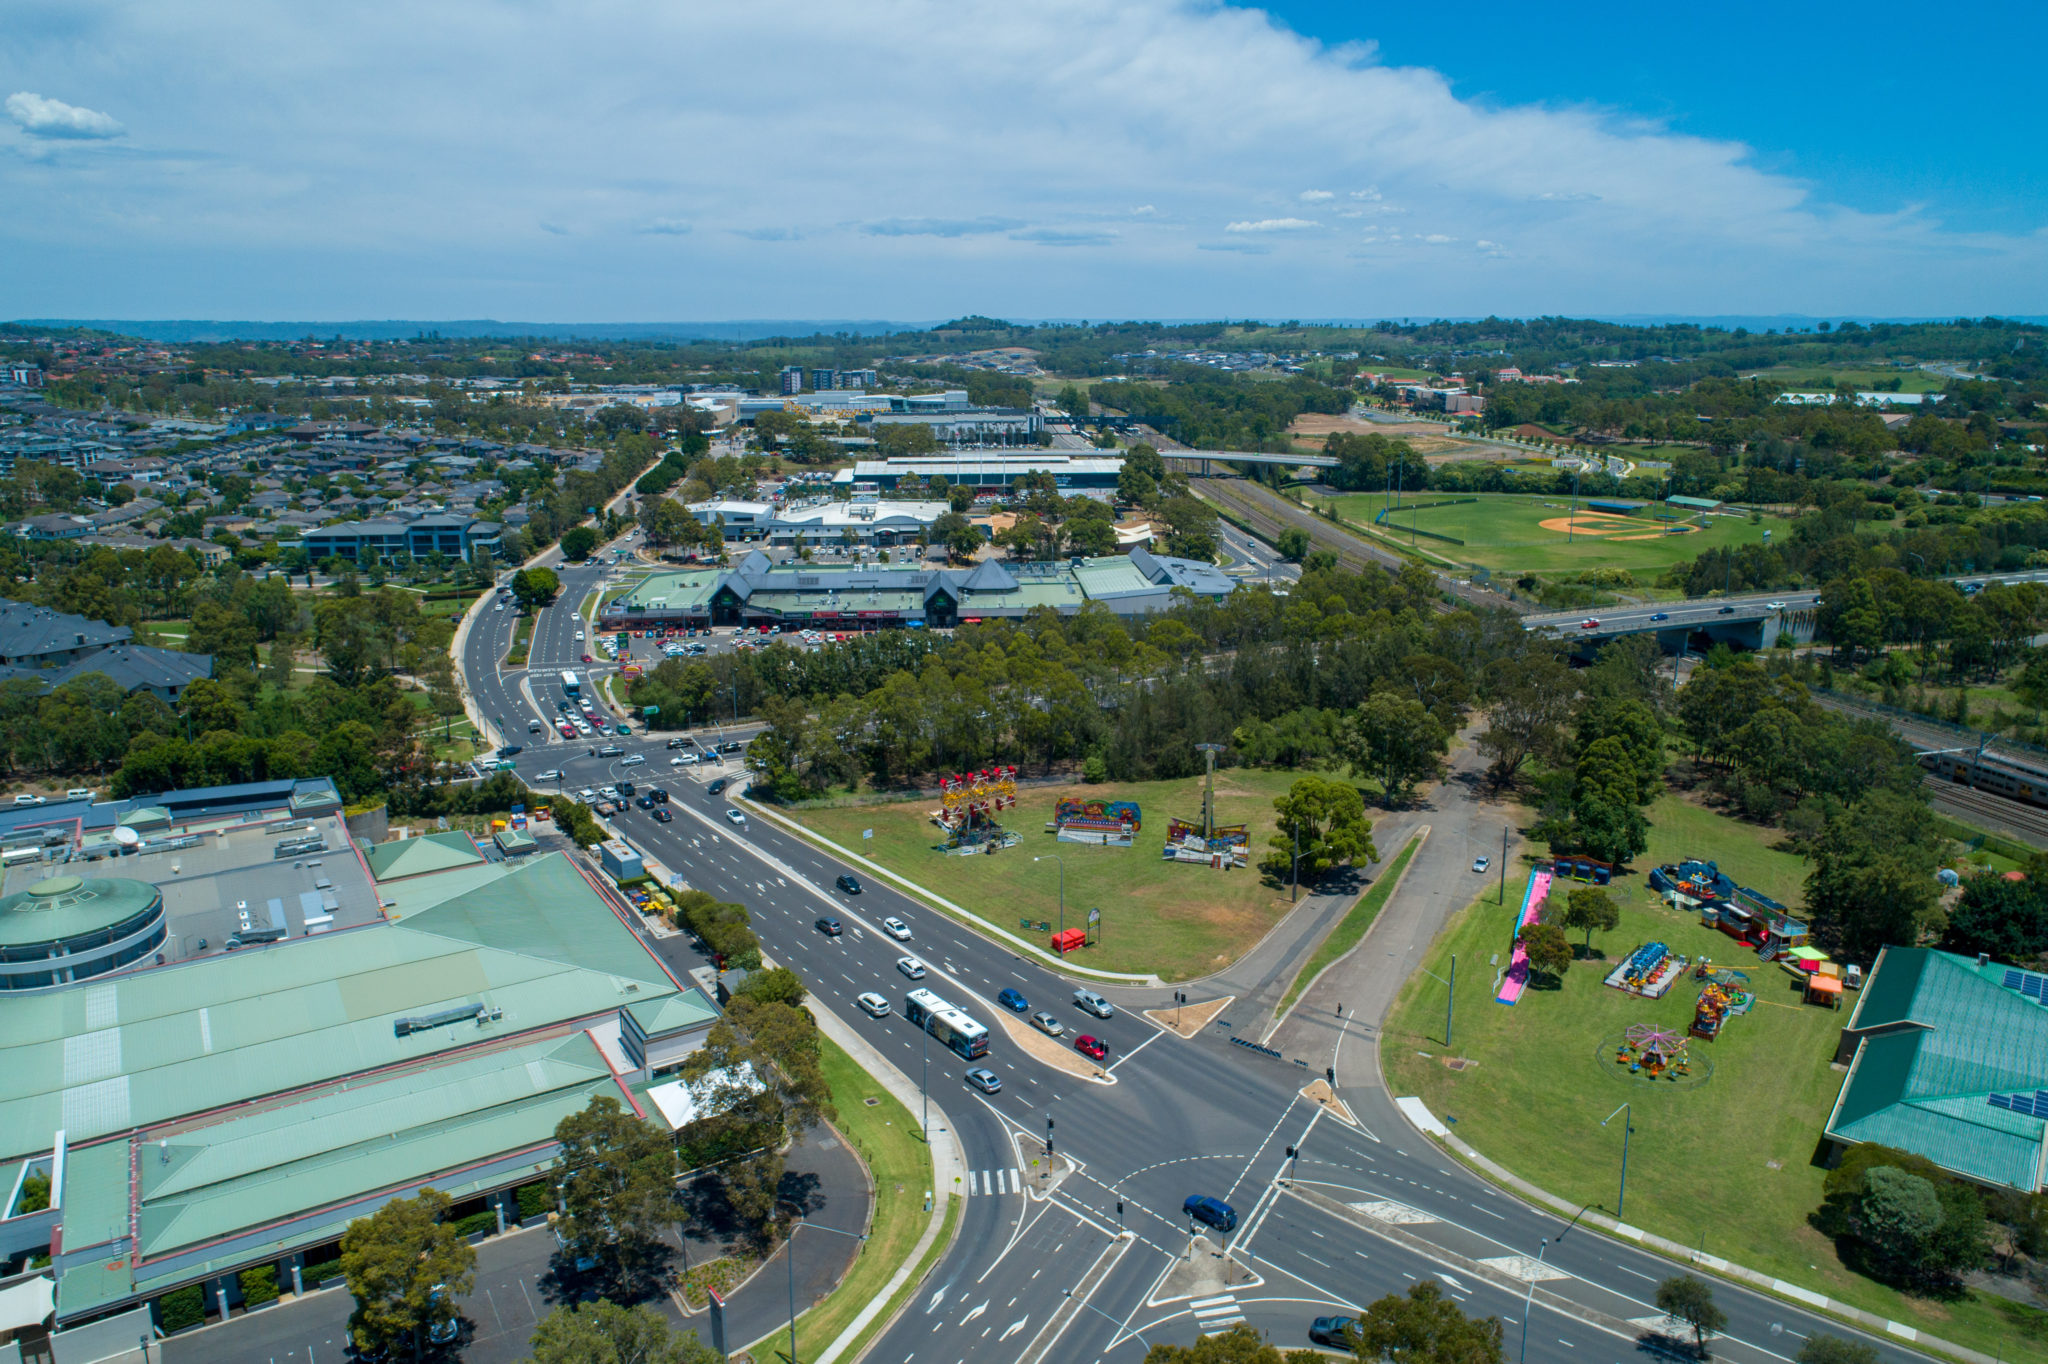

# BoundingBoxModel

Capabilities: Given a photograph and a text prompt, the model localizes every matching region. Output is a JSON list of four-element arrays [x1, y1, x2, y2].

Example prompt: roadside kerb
[[1265, 826, 1429, 1039], [1383, 1098, 1988, 1364], [736, 793, 1164, 988], [782, 991, 965, 1364]]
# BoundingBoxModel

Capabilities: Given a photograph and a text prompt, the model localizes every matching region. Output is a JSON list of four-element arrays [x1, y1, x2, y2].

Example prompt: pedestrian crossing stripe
[[1191, 1293, 1243, 1333], [966, 1168, 1022, 1195]]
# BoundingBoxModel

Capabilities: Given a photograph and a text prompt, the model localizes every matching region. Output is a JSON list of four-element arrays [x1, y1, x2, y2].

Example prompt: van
[[528, 719, 545, 734], [65, 788, 93, 802], [1183, 1195, 1237, 1234]]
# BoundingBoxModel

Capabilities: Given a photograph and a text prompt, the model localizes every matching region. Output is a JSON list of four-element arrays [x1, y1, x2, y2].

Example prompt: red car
[[1578, 618, 1599, 630], [1075, 1035, 1108, 1061], [581, 652, 593, 662]]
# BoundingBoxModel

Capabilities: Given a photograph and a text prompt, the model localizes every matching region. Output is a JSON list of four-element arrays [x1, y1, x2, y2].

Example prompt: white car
[[896, 956, 926, 980], [882, 916, 911, 941], [620, 754, 646, 767], [1472, 855, 1490, 873], [577, 787, 597, 800], [533, 769, 563, 782], [574, 630, 585, 640], [725, 808, 746, 827], [12, 794, 44, 806], [857, 991, 891, 1019], [1766, 600, 1787, 611], [574, 721, 593, 735]]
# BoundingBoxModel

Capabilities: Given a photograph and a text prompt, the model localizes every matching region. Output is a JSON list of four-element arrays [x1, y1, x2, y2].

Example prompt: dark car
[[650, 787, 669, 804], [1717, 604, 1736, 614], [1184, 1194, 1237, 1232], [1649, 611, 1670, 621], [1309, 1316, 1357, 1348], [997, 987, 1029, 1013], [721, 740, 745, 753], [815, 917, 843, 936], [496, 745, 523, 757], [1075, 1034, 1108, 1061], [707, 778, 728, 795], [651, 807, 672, 823], [617, 781, 634, 797], [635, 794, 653, 808], [836, 874, 862, 894]]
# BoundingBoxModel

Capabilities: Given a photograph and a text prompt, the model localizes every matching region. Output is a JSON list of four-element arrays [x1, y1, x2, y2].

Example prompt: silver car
[[897, 956, 926, 980]]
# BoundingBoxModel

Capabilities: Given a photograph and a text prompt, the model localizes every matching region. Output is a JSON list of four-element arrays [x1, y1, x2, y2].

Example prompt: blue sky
[[3, 1, 2043, 323], [1261, 1, 2045, 235]]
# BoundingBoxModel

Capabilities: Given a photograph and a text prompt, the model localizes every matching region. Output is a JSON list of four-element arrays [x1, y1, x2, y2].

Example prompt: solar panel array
[[1988, 1091, 2048, 1118], [2003, 968, 2048, 1001]]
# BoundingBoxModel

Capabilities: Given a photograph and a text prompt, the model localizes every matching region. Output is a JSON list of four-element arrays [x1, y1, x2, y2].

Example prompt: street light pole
[[1518, 1238, 1550, 1364], [1499, 825, 1508, 905], [1602, 1103, 1634, 1221]]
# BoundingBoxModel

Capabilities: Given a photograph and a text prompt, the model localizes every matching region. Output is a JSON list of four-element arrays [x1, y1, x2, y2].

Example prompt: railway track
[[1924, 777, 2048, 849]]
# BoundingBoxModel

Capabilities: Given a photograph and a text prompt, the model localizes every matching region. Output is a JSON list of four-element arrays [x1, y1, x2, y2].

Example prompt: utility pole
[[1499, 825, 1508, 906], [1602, 1103, 1634, 1220], [1195, 743, 1226, 841]]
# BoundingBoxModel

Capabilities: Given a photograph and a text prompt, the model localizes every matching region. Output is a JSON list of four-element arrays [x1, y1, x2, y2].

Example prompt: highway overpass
[[1524, 591, 1822, 652]]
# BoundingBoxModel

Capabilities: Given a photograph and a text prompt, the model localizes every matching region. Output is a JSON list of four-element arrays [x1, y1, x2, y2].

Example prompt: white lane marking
[[999, 1318, 1028, 1341]]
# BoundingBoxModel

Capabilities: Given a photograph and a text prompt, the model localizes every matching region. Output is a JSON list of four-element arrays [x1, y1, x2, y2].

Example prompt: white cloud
[[1225, 218, 1320, 233], [640, 218, 692, 235], [6, 91, 123, 139], [1298, 189, 1333, 202], [1424, 233, 1455, 243], [1199, 241, 1272, 254], [0, 0, 2037, 318]]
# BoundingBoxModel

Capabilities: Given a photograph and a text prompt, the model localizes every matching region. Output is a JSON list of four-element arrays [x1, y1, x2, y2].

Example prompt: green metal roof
[[135, 1033, 618, 1258], [362, 830, 485, 882], [1827, 948, 2048, 1191], [0, 853, 678, 1155], [626, 991, 718, 1038], [616, 569, 721, 610], [0, 876, 159, 947]]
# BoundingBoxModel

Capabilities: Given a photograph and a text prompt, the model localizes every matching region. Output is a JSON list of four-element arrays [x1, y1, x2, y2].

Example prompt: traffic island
[[985, 1006, 1117, 1085], [1296, 1077, 1360, 1128], [1149, 1232, 1265, 1301], [1143, 994, 1233, 1038]]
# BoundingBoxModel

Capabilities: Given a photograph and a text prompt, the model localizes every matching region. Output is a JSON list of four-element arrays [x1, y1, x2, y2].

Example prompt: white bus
[[903, 988, 989, 1060], [561, 670, 581, 696]]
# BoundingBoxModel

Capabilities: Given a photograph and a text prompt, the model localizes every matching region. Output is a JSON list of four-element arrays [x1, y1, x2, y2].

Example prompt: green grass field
[[792, 770, 1319, 980], [1383, 799, 2048, 1360], [1741, 367, 1948, 394], [748, 1034, 940, 1364], [1312, 491, 1778, 579]]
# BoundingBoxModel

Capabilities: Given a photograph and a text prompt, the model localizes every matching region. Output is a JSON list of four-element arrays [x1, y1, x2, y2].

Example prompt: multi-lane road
[[432, 527, 1940, 1364]]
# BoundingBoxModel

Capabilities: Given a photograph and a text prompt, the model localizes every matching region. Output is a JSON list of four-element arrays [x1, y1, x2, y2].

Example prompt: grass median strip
[[1275, 833, 1418, 1019], [741, 1033, 936, 1362]]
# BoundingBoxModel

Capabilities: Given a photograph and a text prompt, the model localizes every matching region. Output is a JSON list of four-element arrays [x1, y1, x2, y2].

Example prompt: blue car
[[997, 987, 1029, 1013]]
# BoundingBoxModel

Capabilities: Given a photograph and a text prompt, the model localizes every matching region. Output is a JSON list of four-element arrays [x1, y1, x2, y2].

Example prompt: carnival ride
[[931, 766, 1020, 853]]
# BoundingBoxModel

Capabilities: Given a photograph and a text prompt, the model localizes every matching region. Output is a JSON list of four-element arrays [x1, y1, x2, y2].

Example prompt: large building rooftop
[[1826, 947, 2048, 1192], [12, 850, 716, 1321]]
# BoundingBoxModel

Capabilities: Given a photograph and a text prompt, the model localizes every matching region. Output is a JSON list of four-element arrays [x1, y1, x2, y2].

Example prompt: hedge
[[300, 1256, 342, 1287], [448, 1210, 499, 1239], [239, 1266, 279, 1307], [515, 1182, 553, 1220], [159, 1285, 206, 1332]]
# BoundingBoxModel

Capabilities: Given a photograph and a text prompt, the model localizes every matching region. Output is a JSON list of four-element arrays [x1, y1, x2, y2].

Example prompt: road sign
[[863, 829, 873, 840], [1087, 907, 1101, 924], [642, 706, 660, 716]]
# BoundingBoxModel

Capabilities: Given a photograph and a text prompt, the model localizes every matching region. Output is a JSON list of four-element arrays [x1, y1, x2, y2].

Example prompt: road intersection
[[421, 531, 1945, 1364]]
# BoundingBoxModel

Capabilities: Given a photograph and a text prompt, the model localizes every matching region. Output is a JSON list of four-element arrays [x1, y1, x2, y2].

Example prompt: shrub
[[448, 1210, 499, 1239], [300, 1257, 343, 1287], [159, 1285, 206, 1332], [238, 1265, 279, 1307], [515, 1182, 553, 1220]]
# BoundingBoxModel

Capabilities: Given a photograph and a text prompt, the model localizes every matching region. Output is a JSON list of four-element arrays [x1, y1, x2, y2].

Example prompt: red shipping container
[[1051, 928, 1086, 955]]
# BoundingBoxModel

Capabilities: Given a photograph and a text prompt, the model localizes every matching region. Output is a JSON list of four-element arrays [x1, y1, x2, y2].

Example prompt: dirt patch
[[1144, 995, 1233, 1039], [1534, 512, 1645, 536], [1297, 1078, 1361, 1127], [1612, 529, 1696, 540]]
